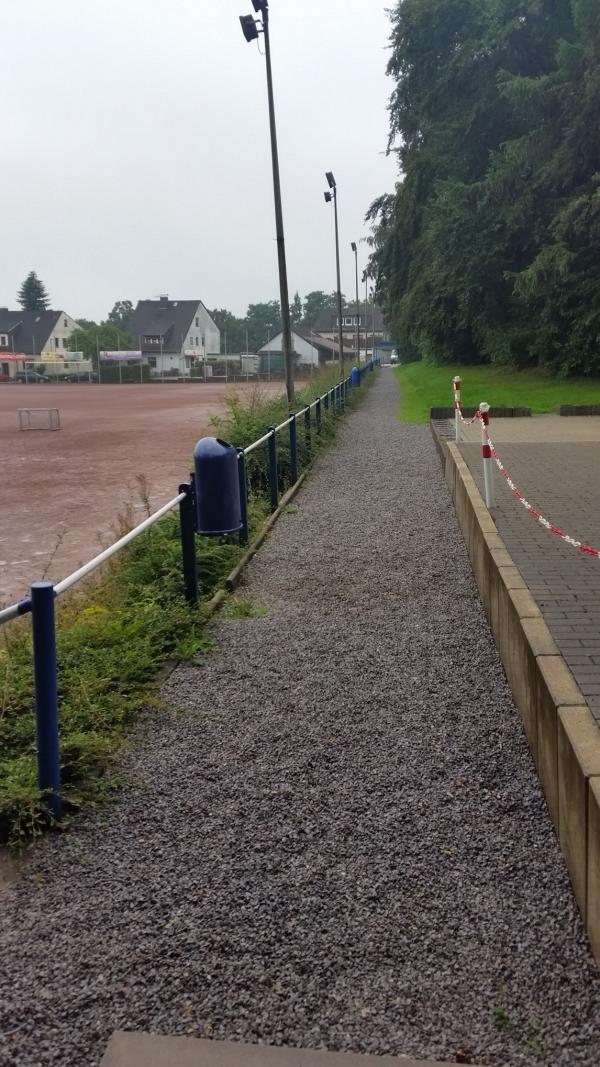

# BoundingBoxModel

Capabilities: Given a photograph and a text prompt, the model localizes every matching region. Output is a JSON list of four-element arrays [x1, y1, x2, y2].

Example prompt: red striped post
[[479, 402, 495, 508], [452, 375, 462, 441]]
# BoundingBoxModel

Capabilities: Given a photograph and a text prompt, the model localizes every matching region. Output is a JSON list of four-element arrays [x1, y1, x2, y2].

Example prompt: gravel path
[[1, 369, 600, 1067]]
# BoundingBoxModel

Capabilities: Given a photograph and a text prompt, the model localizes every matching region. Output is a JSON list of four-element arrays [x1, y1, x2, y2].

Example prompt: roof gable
[[0, 310, 61, 353], [129, 300, 217, 350]]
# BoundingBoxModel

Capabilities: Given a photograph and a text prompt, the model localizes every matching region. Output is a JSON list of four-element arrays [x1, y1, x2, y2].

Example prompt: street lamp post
[[324, 172, 344, 376], [362, 270, 368, 362], [351, 242, 360, 364], [239, 1, 295, 407]]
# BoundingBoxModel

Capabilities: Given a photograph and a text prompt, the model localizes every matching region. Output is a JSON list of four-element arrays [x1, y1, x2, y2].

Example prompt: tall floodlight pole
[[324, 172, 344, 376], [362, 270, 368, 361], [351, 242, 360, 363], [239, 2, 295, 407]]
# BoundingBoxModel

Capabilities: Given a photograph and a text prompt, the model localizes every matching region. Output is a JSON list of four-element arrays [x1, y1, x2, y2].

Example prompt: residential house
[[129, 297, 220, 378], [258, 329, 340, 369], [311, 304, 386, 357], [0, 308, 80, 377]]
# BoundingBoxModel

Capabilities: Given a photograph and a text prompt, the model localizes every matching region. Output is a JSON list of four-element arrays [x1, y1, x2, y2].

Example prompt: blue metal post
[[31, 582, 62, 819], [289, 416, 298, 483], [316, 396, 322, 434], [268, 428, 278, 511], [178, 482, 198, 604], [304, 404, 312, 457], [237, 449, 249, 545]]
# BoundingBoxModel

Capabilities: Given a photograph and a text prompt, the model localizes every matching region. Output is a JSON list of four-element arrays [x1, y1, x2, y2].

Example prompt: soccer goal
[[18, 408, 61, 431]]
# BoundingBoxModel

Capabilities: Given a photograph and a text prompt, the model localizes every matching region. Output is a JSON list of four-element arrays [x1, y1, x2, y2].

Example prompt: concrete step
[[101, 1033, 466, 1067]]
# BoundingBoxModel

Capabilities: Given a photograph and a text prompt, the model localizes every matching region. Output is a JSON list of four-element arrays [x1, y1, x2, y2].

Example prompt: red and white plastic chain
[[456, 406, 480, 426], [478, 416, 600, 560], [452, 380, 480, 425]]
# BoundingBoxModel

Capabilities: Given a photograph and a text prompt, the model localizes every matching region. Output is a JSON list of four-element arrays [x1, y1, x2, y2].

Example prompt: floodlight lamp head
[[240, 14, 260, 42], [325, 171, 336, 189], [324, 191, 332, 204], [351, 242, 357, 253], [251, 0, 267, 10]]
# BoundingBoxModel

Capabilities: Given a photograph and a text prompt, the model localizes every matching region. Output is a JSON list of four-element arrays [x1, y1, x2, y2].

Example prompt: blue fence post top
[[351, 366, 360, 387]]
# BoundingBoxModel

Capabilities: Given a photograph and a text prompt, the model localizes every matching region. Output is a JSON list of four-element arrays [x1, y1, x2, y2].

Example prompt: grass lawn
[[395, 362, 600, 423]]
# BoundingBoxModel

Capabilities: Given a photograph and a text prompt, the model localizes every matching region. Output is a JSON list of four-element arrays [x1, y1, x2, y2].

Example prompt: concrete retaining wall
[[440, 436, 600, 966]]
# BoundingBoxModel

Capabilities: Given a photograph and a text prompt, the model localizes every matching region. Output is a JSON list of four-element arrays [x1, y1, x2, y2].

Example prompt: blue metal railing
[[0, 360, 378, 816]]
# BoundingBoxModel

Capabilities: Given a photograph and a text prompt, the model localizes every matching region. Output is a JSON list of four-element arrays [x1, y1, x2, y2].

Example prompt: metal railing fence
[[0, 361, 378, 817]]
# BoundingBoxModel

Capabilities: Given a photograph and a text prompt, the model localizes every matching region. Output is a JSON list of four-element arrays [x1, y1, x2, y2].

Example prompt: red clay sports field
[[0, 381, 284, 606]]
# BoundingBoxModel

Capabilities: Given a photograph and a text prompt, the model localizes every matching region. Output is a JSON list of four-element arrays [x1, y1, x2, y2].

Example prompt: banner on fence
[[43, 351, 84, 362], [99, 351, 143, 362]]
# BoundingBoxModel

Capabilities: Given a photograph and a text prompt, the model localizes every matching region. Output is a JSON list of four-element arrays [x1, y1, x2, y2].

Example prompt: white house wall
[[41, 312, 79, 358], [183, 303, 220, 356], [260, 331, 318, 367]]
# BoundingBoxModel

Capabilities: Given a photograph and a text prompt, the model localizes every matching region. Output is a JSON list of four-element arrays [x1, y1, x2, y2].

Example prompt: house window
[[189, 337, 195, 346], [195, 317, 199, 327], [344, 317, 353, 326], [201, 336, 205, 347], [0, 334, 8, 346], [143, 335, 160, 344], [63, 319, 68, 328], [195, 336, 199, 345], [148, 356, 157, 367]]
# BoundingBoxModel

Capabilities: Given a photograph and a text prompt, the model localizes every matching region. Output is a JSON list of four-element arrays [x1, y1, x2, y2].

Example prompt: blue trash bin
[[351, 366, 360, 388], [193, 437, 242, 535]]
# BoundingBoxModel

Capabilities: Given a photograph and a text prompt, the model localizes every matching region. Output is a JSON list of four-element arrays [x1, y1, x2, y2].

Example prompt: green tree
[[107, 300, 134, 332], [209, 308, 246, 353], [17, 271, 50, 311], [66, 325, 133, 369], [245, 301, 281, 351], [76, 318, 98, 331], [302, 290, 332, 326], [368, 0, 592, 373], [290, 292, 303, 328]]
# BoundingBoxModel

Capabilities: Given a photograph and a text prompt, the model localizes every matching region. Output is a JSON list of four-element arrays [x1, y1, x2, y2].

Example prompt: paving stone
[[458, 431, 600, 730]]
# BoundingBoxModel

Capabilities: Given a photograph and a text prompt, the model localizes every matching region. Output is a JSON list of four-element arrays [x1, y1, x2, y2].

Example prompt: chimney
[[159, 295, 169, 308]]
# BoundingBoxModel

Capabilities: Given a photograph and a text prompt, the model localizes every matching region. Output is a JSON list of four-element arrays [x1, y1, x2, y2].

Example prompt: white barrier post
[[479, 402, 495, 508], [452, 375, 462, 441]]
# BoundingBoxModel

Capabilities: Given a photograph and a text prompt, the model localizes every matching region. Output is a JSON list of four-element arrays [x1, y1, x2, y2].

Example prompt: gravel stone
[[1, 370, 600, 1067]]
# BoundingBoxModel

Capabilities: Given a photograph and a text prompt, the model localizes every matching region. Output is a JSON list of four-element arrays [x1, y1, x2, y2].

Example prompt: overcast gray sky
[[2, 0, 397, 321]]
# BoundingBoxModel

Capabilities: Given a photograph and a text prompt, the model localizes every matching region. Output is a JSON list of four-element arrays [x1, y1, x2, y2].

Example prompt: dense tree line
[[368, 0, 600, 375]]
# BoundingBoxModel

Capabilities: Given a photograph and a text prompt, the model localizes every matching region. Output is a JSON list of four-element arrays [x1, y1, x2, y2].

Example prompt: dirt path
[[1, 371, 599, 1066]]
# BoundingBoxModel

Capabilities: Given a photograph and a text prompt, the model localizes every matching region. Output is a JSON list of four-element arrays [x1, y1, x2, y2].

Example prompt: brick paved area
[[456, 416, 600, 723]]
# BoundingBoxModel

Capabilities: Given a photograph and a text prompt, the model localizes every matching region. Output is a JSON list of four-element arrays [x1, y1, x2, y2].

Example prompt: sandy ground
[[0, 381, 285, 605]]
